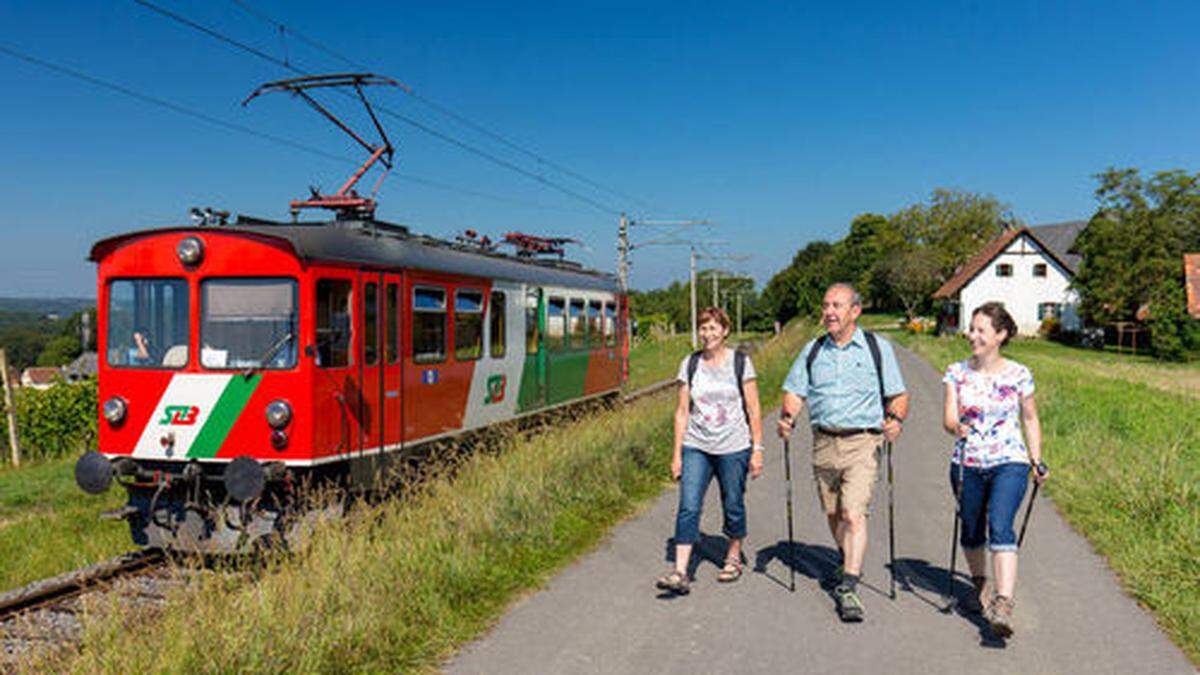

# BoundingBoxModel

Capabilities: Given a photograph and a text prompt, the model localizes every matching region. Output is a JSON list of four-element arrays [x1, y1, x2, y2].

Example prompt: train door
[[313, 273, 359, 458], [382, 273, 403, 452], [518, 286, 546, 411], [358, 271, 384, 455]]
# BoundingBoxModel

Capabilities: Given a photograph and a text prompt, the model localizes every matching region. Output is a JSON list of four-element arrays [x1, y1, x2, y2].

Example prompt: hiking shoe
[[960, 576, 987, 615], [834, 584, 865, 622], [987, 595, 1015, 638], [655, 570, 690, 595]]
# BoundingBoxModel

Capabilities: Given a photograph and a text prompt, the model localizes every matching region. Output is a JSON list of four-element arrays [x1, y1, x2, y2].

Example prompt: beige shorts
[[812, 431, 882, 516]]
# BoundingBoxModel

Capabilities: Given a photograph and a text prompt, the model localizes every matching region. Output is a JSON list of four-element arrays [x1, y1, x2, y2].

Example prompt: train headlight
[[177, 236, 204, 266], [270, 429, 289, 450], [103, 397, 127, 425], [265, 400, 292, 428]]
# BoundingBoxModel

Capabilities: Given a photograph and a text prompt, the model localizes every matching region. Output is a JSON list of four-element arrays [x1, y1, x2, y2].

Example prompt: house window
[[996, 264, 1013, 278], [454, 290, 484, 361], [1033, 263, 1047, 278], [1038, 303, 1062, 320]]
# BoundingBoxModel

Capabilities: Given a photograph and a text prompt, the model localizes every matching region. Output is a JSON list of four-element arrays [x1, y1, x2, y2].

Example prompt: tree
[[878, 247, 941, 320], [1073, 168, 1200, 359]]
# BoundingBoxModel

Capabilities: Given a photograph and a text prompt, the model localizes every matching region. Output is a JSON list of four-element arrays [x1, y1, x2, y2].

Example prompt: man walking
[[777, 283, 909, 622]]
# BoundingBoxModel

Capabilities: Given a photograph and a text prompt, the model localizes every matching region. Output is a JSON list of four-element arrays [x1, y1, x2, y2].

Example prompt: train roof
[[90, 216, 621, 293]]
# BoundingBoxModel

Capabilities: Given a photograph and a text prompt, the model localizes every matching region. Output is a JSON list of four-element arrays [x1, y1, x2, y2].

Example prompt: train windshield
[[201, 278, 297, 369], [107, 278, 190, 368]]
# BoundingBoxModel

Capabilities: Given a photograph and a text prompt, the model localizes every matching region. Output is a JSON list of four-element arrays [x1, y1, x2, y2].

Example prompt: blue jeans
[[949, 461, 1030, 552], [674, 446, 750, 545]]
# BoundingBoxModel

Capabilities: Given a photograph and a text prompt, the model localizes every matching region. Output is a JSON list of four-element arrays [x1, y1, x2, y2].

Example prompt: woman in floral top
[[942, 302, 1048, 638]]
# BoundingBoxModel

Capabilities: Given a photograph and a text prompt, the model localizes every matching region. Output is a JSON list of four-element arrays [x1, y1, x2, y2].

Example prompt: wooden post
[[0, 350, 19, 466]]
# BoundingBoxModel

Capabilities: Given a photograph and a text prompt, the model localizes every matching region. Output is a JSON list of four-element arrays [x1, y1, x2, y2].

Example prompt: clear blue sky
[[2, 1, 1198, 297]]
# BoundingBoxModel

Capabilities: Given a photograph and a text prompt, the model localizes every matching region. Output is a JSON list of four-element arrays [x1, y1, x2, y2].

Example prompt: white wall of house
[[956, 233, 1081, 335]]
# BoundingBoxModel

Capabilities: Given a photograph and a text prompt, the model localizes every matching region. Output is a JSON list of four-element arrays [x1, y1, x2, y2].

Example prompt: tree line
[[631, 168, 1200, 360], [0, 309, 95, 371]]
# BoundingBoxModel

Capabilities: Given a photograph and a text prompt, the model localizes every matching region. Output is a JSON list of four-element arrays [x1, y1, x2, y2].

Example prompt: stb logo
[[484, 374, 506, 404], [159, 405, 199, 426]]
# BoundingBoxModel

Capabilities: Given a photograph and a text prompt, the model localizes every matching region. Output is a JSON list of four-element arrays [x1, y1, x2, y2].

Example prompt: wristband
[[752, 445, 765, 453], [885, 411, 904, 423]]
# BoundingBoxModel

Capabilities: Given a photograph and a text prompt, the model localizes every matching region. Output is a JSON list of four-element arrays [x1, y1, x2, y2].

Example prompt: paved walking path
[[449, 346, 1195, 674]]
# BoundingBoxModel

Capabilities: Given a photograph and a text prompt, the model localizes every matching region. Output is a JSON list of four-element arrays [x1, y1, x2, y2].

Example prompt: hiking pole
[[886, 440, 896, 600], [941, 459, 965, 613], [1017, 463, 1048, 547], [782, 418, 796, 593]]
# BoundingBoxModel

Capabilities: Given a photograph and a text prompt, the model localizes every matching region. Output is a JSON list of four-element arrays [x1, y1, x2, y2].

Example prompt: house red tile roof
[[933, 228, 1023, 300], [1186, 253, 1200, 319], [932, 226, 1079, 300]]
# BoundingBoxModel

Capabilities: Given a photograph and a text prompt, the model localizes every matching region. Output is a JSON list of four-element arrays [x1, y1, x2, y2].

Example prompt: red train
[[75, 215, 628, 552]]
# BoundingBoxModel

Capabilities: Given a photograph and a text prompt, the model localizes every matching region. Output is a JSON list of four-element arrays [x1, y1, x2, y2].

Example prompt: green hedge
[[0, 379, 96, 464]]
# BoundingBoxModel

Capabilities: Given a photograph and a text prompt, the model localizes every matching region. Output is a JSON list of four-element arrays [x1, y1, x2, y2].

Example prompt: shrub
[[0, 379, 96, 464]]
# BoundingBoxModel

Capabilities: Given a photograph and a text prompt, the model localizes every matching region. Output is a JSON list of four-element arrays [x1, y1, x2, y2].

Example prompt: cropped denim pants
[[949, 461, 1030, 552], [673, 445, 751, 545]]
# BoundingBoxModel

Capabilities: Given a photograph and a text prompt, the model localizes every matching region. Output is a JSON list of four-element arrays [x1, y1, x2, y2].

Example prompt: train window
[[604, 302, 617, 347], [386, 283, 399, 364], [364, 282, 379, 365], [587, 301, 603, 348], [569, 299, 586, 349], [454, 289, 484, 361], [547, 297, 566, 351], [107, 278, 190, 369], [201, 278, 297, 370], [489, 291, 506, 358], [316, 279, 352, 367], [413, 286, 446, 364], [525, 291, 541, 355]]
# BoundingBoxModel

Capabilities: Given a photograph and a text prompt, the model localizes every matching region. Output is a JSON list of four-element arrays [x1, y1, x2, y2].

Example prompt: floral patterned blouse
[[943, 358, 1035, 468]]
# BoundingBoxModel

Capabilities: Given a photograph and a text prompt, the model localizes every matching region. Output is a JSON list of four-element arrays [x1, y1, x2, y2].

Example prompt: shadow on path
[[893, 556, 1006, 649]]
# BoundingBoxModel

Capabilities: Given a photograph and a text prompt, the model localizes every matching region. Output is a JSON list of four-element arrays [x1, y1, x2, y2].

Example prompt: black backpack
[[805, 331, 888, 417], [685, 349, 750, 424]]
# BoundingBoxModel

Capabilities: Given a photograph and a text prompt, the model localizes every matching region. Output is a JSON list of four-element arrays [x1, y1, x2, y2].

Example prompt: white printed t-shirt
[[943, 358, 1035, 468], [676, 349, 756, 455]]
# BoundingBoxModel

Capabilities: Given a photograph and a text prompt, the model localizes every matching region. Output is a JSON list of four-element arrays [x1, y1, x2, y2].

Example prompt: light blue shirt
[[782, 327, 906, 430]]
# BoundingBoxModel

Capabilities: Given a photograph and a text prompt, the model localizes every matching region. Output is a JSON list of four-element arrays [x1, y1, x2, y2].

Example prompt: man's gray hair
[[826, 282, 862, 308]]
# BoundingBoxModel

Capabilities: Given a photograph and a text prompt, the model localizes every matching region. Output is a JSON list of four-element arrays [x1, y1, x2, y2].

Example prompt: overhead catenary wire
[[133, 0, 625, 216], [225, 0, 658, 211], [0, 42, 595, 216]]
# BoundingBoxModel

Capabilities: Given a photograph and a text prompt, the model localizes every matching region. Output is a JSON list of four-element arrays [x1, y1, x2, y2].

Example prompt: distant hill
[[0, 298, 94, 317]]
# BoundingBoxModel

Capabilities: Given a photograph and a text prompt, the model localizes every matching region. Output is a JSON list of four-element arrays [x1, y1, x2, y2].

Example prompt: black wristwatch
[[885, 411, 904, 424], [1035, 461, 1049, 477]]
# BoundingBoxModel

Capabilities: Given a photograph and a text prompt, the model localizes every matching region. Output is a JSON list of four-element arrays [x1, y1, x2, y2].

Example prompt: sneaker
[[960, 576, 987, 614], [835, 584, 864, 622], [987, 595, 1015, 637]]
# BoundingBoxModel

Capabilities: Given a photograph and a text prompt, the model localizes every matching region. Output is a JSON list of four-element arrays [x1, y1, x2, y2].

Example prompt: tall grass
[[38, 324, 811, 673], [891, 332, 1200, 663]]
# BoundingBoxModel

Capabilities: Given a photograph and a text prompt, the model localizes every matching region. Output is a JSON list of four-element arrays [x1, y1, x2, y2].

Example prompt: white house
[[933, 221, 1086, 336]]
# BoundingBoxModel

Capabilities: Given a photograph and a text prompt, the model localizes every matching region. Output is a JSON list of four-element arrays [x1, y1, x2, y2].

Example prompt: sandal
[[717, 557, 743, 583], [655, 570, 690, 595]]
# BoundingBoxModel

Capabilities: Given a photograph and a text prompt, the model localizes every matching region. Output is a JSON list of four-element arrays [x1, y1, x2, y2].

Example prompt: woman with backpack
[[942, 302, 1049, 637], [655, 307, 763, 595]]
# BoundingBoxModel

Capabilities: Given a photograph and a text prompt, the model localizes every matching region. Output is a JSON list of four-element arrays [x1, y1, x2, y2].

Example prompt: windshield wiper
[[242, 332, 294, 380]]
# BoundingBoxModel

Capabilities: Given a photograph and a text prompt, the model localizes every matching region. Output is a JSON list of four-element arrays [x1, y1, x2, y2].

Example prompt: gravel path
[[449, 345, 1195, 674]]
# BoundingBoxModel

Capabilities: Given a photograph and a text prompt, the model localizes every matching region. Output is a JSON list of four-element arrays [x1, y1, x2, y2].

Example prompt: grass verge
[[888, 331, 1199, 664], [0, 336, 707, 595], [36, 324, 810, 673], [0, 457, 127, 591]]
